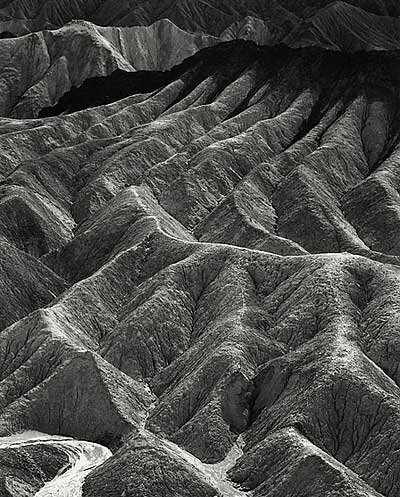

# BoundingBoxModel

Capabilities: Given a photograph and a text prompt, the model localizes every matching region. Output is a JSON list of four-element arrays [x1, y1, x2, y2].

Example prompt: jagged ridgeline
[[0, 0, 400, 35], [2, 1, 400, 118], [1, 1, 400, 497]]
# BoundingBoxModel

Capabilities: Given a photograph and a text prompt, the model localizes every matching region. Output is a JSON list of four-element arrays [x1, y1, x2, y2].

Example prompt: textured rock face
[[0, 0, 296, 35], [0, 19, 219, 118], [284, 1, 400, 50], [1, 0, 399, 36], [1, 2, 400, 118], [0, 443, 68, 496], [83, 430, 220, 497], [28, 42, 400, 265], [2, 2, 400, 497]]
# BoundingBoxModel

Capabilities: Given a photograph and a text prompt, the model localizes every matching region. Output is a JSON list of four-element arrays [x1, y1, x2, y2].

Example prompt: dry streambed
[[0, 431, 112, 497]]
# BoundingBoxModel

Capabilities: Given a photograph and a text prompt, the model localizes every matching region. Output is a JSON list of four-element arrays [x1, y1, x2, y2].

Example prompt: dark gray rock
[[1, 4, 400, 497]]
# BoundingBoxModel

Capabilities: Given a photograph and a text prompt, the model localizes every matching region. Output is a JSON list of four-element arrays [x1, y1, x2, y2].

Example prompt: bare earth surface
[[0, 2, 400, 497]]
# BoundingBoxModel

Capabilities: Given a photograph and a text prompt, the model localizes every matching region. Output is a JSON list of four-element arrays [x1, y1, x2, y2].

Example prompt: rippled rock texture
[[2, 2, 400, 118], [1, 1, 400, 497]]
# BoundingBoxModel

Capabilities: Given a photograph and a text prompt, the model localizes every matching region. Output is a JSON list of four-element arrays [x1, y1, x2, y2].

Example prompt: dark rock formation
[[0, 242, 67, 331], [83, 430, 221, 497], [0, 19, 219, 118], [285, 1, 400, 51], [0, 0, 298, 36], [0, 443, 68, 496], [1, 2, 400, 118], [2, 0, 400, 38], [1, 2, 400, 497]]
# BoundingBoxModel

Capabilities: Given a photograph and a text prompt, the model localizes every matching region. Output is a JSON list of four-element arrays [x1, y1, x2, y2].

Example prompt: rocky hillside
[[0, 19, 220, 118], [1, 0, 400, 36], [1, 1, 400, 118], [1, 2, 400, 497]]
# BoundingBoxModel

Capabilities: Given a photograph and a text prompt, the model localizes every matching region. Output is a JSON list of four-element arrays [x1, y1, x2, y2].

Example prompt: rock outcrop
[[0, 442, 68, 496], [2, 0, 400, 37], [285, 1, 400, 51], [0, 19, 219, 118], [1, 2, 400, 118], [1, 2, 400, 497]]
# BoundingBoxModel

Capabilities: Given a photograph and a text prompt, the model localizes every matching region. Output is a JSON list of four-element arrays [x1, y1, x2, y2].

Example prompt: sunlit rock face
[[1, 0, 400, 38], [1, 2, 400, 118], [0, 19, 219, 118], [1, 2, 400, 497]]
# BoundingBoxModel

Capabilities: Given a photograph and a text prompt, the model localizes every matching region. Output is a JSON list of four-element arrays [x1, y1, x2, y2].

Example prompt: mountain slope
[[1, 2, 400, 119], [0, 36, 400, 496], [0, 0, 297, 36], [1, 0, 400, 41], [0, 19, 218, 118], [2, 1, 400, 496], [285, 1, 400, 50]]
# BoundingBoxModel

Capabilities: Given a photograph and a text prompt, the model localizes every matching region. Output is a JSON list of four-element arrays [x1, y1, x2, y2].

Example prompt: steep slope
[[1, 3, 400, 119], [0, 19, 218, 118], [1, 0, 400, 45], [1, 35, 400, 496], [285, 1, 400, 51], [221, 16, 285, 46], [279, 0, 400, 16], [0, 439, 68, 496], [1, 0, 400, 36], [24, 41, 399, 265], [83, 429, 221, 497], [0, 0, 297, 36], [1, 1, 400, 119], [0, 242, 66, 331]]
